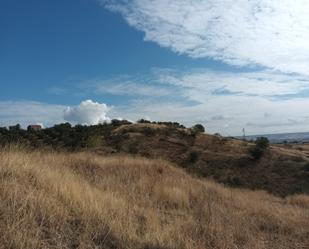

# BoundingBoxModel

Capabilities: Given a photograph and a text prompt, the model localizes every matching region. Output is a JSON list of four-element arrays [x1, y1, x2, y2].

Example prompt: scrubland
[[0, 146, 308, 249]]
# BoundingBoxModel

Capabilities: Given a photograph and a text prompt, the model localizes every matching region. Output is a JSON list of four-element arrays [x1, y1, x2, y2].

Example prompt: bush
[[192, 124, 205, 134], [156, 121, 185, 129], [111, 119, 132, 127], [255, 137, 269, 150], [137, 119, 151, 124], [188, 150, 199, 163], [249, 137, 269, 160], [86, 135, 102, 148], [249, 146, 264, 160]]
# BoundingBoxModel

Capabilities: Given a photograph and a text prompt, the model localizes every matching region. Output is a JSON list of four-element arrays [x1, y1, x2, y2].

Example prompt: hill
[[103, 123, 309, 196], [0, 147, 308, 249], [1, 122, 309, 196]]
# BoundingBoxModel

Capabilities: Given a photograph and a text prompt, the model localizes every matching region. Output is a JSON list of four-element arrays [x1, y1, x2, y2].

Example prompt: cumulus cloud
[[103, 0, 309, 75], [64, 100, 110, 125]]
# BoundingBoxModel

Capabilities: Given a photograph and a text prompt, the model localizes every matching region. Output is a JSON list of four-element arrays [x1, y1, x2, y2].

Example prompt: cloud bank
[[103, 0, 309, 75], [64, 100, 110, 125], [103, 69, 309, 135], [0, 101, 65, 127]]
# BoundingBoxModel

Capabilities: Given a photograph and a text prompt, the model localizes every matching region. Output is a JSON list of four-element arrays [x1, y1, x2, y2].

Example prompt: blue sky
[[1, 0, 309, 135]]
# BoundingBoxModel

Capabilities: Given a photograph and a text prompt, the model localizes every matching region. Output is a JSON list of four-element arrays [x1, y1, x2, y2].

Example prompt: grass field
[[0, 146, 308, 249]]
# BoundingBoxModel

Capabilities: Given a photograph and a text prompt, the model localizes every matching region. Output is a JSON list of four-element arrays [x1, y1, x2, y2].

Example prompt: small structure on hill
[[27, 124, 42, 132]]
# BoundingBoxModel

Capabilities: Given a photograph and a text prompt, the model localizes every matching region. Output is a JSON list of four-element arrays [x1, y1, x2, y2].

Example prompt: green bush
[[191, 124, 205, 134], [255, 137, 269, 150], [249, 137, 269, 160]]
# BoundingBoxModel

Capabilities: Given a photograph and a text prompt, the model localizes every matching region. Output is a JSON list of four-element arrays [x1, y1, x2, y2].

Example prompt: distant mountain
[[243, 132, 309, 144]]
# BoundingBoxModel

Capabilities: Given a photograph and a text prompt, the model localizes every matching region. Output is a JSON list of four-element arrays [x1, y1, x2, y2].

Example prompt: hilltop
[[1, 121, 309, 196], [0, 148, 308, 249]]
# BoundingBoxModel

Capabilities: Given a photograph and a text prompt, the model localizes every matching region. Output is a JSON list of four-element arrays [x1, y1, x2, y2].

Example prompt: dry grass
[[0, 147, 308, 249], [286, 194, 309, 209]]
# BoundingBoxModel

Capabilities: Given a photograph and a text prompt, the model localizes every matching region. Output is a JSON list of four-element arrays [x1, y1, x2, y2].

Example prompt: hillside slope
[[101, 124, 309, 196], [0, 148, 308, 249], [1, 122, 309, 196]]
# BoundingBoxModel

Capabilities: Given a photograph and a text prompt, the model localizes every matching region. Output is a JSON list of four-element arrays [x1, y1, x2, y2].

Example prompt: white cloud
[[158, 69, 309, 99], [103, 0, 309, 75], [108, 69, 309, 135], [95, 79, 171, 97], [114, 93, 309, 136], [63, 100, 110, 125], [1, 81, 309, 135], [0, 100, 111, 128], [211, 115, 233, 121], [99, 0, 309, 134], [0, 101, 65, 128]]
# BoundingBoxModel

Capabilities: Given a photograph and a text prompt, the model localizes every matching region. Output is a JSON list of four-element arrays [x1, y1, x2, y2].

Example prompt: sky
[[1, 0, 309, 135]]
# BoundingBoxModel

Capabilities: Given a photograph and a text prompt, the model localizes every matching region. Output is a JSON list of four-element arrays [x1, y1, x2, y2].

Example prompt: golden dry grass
[[0, 147, 308, 249]]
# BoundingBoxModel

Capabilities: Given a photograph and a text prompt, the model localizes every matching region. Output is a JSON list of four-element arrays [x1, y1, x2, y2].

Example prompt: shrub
[[9, 124, 21, 131], [255, 137, 269, 150], [191, 124, 205, 134], [249, 137, 269, 160], [86, 135, 102, 148], [250, 146, 264, 160], [188, 150, 199, 163], [137, 119, 151, 124], [156, 121, 185, 129], [111, 119, 132, 126]]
